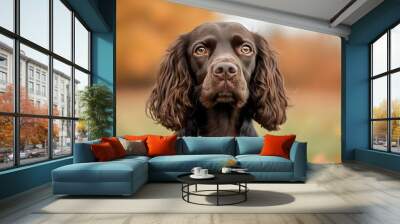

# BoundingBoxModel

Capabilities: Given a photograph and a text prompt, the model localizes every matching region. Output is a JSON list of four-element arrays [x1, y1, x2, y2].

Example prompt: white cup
[[221, 167, 232, 174], [191, 167, 202, 176], [200, 169, 208, 176]]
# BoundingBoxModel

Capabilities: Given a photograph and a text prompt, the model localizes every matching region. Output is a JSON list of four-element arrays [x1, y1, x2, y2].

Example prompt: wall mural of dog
[[146, 22, 288, 137]]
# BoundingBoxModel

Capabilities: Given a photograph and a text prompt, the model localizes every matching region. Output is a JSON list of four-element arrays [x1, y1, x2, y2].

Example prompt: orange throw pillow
[[91, 142, 117, 161], [101, 137, 127, 158], [146, 135, 177, 157], [260, 134, 296, 159]]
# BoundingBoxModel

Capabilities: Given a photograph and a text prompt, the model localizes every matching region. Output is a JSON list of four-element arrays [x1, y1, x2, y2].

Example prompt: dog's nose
[[212, 62, 238, 80]]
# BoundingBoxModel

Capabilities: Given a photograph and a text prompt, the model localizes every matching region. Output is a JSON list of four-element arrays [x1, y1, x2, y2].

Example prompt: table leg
[[187, 184, 190, 202], [217, 184, 219, 206], [245, 183, 247, 201], [195, 184, 197, 192]]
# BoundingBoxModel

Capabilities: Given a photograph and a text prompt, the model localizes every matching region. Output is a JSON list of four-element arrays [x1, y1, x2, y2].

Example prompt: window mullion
[[388, 30, 391, 153], [48, 0, 54, 160], [71, 10, 76, 155], [13, 0, 20, 167], [370, 45, 373, 149]]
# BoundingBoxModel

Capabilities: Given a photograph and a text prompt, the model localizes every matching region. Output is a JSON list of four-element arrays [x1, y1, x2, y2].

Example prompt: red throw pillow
[[101, 137, 126, 158], [91, 142, 117, 161], [146, 135, 177, 157], [260, 134, 296, 159]]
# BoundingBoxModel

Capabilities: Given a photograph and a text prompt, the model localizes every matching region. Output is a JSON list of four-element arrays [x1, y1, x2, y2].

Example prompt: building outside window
[[35, 83, 40, 95], [0, 54, 8, 91], [28, 81, 34, 94], [35, 70, 40, 81], [371, 22, 400, 154], [0, 54, 7, 67], [0, 71, 6, 85], [41, 85, 46, 97], [28, 66, 34, 79], [0, 0, 91, 170]]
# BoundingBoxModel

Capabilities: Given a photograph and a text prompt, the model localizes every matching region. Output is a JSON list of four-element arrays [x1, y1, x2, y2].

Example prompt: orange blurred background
[[116, 0, 341, 163]]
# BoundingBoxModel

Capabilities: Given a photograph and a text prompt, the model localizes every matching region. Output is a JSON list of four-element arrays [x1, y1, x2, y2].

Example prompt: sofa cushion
[[235, 137, 264, 155], [118, 155, 150, 162], [149, 154, 235, 172], [178, 137, 235, 155], [236, 155, 293, 172], [53, 158, 147, 183]]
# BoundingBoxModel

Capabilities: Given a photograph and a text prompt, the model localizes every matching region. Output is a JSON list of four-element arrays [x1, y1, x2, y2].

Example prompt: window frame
[[370, 21, 400, 154], [0, 0, 91, 171]]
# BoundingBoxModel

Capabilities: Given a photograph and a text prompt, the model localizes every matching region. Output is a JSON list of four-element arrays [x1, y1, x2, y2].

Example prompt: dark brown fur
[[146, 22, 288, 136]]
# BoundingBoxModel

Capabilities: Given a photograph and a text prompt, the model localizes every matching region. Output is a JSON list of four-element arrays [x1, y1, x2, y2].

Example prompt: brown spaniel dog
[[146, 22, 288, 136]]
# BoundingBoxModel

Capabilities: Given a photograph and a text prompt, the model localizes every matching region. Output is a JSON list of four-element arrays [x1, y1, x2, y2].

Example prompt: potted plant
[[79, 84, 113, 140]]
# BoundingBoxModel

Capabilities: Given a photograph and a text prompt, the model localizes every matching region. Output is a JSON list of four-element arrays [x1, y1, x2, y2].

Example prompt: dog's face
[[147, 22, 288, 133], [186, 23, 256, 108]]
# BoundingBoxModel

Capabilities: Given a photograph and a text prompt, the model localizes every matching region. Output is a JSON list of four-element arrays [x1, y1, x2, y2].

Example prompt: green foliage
[[79, 84, 113, 140]]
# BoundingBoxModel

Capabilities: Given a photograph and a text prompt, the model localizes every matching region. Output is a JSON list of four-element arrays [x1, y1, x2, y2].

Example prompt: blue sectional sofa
[[52, 137, 307, 196]]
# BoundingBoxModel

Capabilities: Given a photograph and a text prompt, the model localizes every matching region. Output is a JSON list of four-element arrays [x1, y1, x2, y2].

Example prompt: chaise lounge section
[[52, 140, 149, 196], [52, 137, 307, 196]]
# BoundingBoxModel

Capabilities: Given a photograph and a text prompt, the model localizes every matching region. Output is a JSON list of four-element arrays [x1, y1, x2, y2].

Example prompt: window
[[28, 81, 34, 94], [0, 116, 13, 170], [35, 70, 40, 81], [35, 83, 40, 95], [53, 119, 72, 158], [371, 23, 400, 154], [28, 67, 34, 80], [0, 55, 7, 67], [0, 53, 8, 89], [42, 85, 46, 97], [53, 59, 72, 117], [0, 71, 6, 84], [74, 18, 90, 70], [0, 0, 14, 32], [74, 69, 89, 118], [20, 0, 49, 48], [0, 35, 13, 112], [19, 117, 49, 165], [0, 0, 91, 170], [53, 0, 72, 60]]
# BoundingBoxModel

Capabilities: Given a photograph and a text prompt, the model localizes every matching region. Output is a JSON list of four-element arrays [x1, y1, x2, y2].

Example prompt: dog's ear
[[146, 34, 193, 131], [249, 33, 288, 130]]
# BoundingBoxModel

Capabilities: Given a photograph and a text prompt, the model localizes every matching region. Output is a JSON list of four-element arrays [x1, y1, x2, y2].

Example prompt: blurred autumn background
[[116, 0, 341, 163]]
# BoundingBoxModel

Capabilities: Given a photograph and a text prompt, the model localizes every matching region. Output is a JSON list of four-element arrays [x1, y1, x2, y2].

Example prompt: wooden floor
[[1, 162, 400, 224]]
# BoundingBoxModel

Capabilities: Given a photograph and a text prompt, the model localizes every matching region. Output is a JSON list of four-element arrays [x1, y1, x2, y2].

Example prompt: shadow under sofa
[[52, 137, 307, 196]]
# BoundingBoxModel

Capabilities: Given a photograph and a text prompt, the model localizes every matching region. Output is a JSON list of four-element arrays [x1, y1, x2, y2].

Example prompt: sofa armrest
[[289, 141, 307, 181], [73, 140, 100, 163]]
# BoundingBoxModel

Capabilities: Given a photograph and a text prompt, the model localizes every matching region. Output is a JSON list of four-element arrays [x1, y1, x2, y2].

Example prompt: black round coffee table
[[177, 173, 255, 206]]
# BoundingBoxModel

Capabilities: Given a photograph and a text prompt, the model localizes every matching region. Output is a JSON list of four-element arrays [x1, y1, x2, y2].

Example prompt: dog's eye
[[240, 44, 253, 55], [194, 46, 208, 56]]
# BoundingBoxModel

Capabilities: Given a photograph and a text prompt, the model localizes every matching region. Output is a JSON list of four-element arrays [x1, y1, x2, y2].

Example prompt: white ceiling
[[168, 0, 384, 38], [228, 0, 352, 22]]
